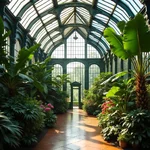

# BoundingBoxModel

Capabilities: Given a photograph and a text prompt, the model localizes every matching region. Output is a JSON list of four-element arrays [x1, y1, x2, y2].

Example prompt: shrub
[[120, 109, 150, 149], [0, 112, 21, 150], [48, 89, 68, 114], [83, 72, 112, 115], [1, 95, 45, 146]]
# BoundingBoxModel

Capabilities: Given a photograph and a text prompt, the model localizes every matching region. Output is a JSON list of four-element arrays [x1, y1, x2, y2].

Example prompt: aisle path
[[33, 108, 121, 150]]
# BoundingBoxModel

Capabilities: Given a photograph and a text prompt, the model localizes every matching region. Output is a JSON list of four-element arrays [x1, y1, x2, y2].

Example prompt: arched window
[[51, 44, 65, 58], [67, 31, 85, 58], [52, 64, 63, 78], [4, 29, 10, 56], [87, 44, 100, 58], [89, 64, 100, 87], [15, 39, 21, 61]]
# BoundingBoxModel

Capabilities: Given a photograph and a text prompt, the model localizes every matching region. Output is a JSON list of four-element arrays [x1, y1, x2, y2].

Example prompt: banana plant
[[104, 13, 150, 109]]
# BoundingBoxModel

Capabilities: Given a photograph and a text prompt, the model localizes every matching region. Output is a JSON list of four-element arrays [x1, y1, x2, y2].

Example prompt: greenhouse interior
[[0, 0, 150, 150]]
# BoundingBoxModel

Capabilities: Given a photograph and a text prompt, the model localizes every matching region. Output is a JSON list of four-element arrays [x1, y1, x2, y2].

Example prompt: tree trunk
[[136, 75, 148, 109]]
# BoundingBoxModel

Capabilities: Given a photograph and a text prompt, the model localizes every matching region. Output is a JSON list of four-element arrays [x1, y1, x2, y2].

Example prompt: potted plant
[[117, 133, 129, 148]]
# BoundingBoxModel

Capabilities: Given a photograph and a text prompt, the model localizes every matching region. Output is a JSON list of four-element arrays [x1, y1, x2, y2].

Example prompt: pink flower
[[47, 103, 54, 109], [45, 107, 51, 112]]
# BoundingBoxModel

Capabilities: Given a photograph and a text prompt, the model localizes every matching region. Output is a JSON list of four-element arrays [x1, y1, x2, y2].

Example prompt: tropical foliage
[[97, 13, 150, 149], [0, 16, 70, 148], [1, 96, 45, 146], [0, 112, 21, 150], [82, 72, 112, 115], [104, 13, 150, 109]]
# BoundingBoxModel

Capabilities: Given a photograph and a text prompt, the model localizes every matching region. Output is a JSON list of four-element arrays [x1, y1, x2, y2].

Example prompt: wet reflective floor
[[33, 108, 121, 150]]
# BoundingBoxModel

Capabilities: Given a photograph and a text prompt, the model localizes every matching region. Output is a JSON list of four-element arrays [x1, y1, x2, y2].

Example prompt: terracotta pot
[[119, 140, 127, 149]]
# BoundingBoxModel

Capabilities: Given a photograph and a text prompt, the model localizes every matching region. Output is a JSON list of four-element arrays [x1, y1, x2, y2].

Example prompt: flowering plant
[[40, 103, 57, 128], [101, 98, 114, 114]]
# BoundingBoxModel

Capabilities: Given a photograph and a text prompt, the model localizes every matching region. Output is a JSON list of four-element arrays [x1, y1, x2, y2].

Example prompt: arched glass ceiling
[[7, 0, 144, 57]]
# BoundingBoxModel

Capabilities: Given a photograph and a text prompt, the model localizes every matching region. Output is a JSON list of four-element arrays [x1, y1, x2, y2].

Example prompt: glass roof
[[7, 0, 144, 57]]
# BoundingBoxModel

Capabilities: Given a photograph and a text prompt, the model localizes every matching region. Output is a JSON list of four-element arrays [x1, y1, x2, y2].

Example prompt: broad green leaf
[[33, 79, 44, 93], [100, 71, 127, 85], [106, 86, 120, 98], [123, 13, 150, 55], [14, 44, 40, 74], [104, 27, 129, 59], [117, 21, 126, 33], [18, 73, 33, 82]]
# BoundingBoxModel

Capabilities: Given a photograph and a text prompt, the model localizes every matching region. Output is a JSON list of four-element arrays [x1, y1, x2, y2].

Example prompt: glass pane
[[46, 20, 59, 32], [95, 14, 109, 24], [87, 44, 101, 58], [8, 0, 30, 16], [78, 27, 87, 36], [77, 0, 93, 5], [51, 44, 65, 58], [121, 0, 143, 15], [40, 37, 50, 48], [67, 32, 85, 58], [108, 20, 120, 34], [89, 65, 100, 88], [53, 35, 62, 43], [50, 31, 60, 37], [36, 29, 47, 43], [92, 20, 105, 31], [57, 0, 73, 5], [89, 35, 99, 43], [20, 6, 38, 28], [77, 7, 90, 23], [35, 0, 53, 14], [60, 8, 74, 23], [64, 27, 73, 36], [30, 20, 43, 36], [97, 0, 115, 14], [52, 64, 63, 77], [113, 5, 129, 21], [42, 14, 55, 23], [44, 41, 53, 53]]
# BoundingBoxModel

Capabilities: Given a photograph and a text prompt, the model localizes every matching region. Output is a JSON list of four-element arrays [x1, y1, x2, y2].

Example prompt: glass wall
[[89, 64, 100, 88]]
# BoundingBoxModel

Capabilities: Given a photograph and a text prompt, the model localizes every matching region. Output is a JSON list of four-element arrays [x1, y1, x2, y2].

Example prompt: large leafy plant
[[1, 96, 45, 146], [0, 16, 40, 97], [104, 13, 150, 109], [82, 72, 112, 115], [0, 43, 40, 97], [120, 109, 150, 149], [0, 112, 21, 150], [27, 57, 53, 100]]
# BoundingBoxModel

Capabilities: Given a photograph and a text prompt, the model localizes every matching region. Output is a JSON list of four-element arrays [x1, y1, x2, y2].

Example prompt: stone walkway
[[33, 108, 121, 150]]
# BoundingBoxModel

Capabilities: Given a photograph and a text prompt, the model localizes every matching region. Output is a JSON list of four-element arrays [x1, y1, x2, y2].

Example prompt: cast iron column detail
[[0, 0, 10, 17], [85, 64, 89, 90]]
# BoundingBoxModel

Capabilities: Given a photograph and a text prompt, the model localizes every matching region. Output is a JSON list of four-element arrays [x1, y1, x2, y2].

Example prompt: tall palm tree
[[104, 14, 150, 109]]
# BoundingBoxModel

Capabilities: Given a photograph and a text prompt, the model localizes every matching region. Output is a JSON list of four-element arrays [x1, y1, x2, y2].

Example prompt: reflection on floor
[[33, 108, 121, 150]]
